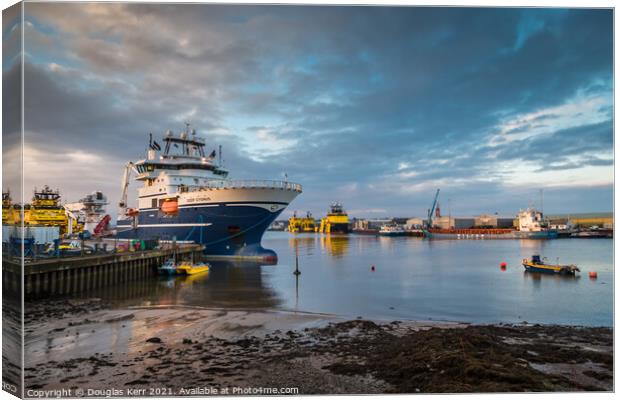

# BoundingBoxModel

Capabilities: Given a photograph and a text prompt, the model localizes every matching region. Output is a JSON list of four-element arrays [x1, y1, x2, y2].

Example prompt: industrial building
[[547, 213, 613, 229]]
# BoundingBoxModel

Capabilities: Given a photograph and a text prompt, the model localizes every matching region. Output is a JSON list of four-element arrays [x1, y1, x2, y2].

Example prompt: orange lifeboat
[[161, 198, 179, 214]]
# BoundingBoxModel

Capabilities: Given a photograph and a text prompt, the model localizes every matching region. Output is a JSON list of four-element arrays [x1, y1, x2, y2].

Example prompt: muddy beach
[[24, 298, 612, 395]]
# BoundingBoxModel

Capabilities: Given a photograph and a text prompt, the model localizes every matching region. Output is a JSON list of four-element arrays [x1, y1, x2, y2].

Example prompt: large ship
[[23, 186, 79, 234], [2, 190, 17, 225], [318, 202, 350, 233], [115, 125, 302, 260], [425, 208, 557, 239], [287, 211, 317, 233]]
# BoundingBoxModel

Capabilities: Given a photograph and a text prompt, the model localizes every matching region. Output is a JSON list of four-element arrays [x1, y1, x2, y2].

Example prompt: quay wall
[[2, 245, 203, 298]]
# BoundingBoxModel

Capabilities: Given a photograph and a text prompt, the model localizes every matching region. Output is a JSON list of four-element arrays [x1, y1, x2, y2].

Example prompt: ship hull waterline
[[116, 202, 287, 261]]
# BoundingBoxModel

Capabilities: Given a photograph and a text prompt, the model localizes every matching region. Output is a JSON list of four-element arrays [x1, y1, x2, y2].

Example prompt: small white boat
[[378, 224, 407, 236]]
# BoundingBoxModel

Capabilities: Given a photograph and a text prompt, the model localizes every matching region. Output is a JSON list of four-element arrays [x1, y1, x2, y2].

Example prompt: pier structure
[[2, 244, 204, 297]]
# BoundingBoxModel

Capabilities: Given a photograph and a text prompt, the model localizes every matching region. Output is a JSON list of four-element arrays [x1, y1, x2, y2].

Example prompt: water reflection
[[287, 235, 317, 256], [286, 233, 351, 258], [83, 260, 281, 310], [522, 270, 580, 291], [319, 235, 350, 258], [518, 239, 550, 252]]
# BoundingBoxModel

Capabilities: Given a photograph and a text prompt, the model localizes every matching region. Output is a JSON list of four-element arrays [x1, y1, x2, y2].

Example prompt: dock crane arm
[[427, 189, 440, 228], [118, 161, 136, 217]]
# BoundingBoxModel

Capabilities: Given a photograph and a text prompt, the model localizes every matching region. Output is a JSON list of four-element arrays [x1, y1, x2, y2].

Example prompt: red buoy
[[371, 265, 375, 271], [500, 262, 507, 268], [589, 271, 598, 279]]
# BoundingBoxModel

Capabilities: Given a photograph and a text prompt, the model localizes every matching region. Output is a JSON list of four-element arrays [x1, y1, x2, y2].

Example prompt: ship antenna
[[219, 145, 222, 166]]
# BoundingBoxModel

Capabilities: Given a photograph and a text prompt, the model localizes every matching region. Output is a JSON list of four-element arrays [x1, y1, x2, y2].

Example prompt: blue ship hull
[[116, 202, 283, 260]]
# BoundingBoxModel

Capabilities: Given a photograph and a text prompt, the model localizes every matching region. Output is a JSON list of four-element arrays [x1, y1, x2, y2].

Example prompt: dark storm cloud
[[17, 4, 613, 216]]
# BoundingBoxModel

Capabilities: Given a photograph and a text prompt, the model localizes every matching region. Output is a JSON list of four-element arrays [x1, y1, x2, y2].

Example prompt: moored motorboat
[[176, 261, 210, 275], [158, 258, 178, 275], [522, 255, 580, 275]]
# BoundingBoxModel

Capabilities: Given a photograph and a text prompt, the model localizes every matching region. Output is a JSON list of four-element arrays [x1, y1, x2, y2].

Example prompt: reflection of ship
[[288, 211, 317, 233], [318, 202, 349, 234], [24, 186, 79, 234], [116, 124, 302, 260], [320, 235, 350, 258], [84, 259, 281, 309]]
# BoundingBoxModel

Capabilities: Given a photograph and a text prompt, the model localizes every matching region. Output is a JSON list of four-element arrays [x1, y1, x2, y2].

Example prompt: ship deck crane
[[118, 161, 137, 217], [426, 189, 440, 228]]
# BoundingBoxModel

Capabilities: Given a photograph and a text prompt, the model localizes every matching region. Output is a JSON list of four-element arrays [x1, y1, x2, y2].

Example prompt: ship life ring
[[160, 198, 179, 214]]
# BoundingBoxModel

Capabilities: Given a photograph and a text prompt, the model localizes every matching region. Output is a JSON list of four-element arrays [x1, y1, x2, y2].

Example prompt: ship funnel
[[147, 149, 156, 160]]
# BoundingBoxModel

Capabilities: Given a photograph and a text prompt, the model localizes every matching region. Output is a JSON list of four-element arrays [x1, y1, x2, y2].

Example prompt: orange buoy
[[589, 271, 598, 279], [500, 262, 507, 268], [371, 265, 375, 271]]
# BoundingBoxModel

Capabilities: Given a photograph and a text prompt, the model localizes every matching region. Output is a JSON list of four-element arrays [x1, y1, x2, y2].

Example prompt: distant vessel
[[65, 191, 110, 236], [571, 229, 613, 239], [514, 208, 557, 239], [522, 255, 580, 275], [378, 224, 407, 236], [116, 125, 302, 260], [318, 202, 349, 234], [425, 208, 557, 239], [267, 220, 287, 231], [288, 211, 317, 233]]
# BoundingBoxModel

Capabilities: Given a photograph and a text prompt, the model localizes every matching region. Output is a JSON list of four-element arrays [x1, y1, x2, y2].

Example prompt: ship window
[[152, 199, 157, 208]]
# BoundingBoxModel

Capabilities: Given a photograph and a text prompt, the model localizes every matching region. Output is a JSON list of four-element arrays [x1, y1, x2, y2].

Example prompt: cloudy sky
[[3, 3, 614, 218]]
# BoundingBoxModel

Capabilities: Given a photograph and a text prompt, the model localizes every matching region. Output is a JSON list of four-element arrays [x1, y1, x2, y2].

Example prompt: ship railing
[[179, 180, 302, 192]]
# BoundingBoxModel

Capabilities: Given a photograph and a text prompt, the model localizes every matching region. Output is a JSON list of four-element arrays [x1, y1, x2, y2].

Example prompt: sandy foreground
[[22, 298, 612, 395]]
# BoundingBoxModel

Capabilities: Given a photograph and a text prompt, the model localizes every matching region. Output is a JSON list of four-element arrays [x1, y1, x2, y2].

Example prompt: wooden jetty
[[2, 244, 204, 297]]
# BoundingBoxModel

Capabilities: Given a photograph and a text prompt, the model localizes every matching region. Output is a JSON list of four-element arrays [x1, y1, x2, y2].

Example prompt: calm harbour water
[[86, 232, 613, 327]]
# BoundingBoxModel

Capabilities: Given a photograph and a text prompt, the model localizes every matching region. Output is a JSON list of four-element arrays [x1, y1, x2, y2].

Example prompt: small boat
[[522, 255, 580, 275], [176, 261, 210, 275], [158, 259, 178, 275]]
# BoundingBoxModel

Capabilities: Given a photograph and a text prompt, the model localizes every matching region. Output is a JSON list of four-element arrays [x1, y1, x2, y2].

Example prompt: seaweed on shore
[[319, 323, 612, 393]]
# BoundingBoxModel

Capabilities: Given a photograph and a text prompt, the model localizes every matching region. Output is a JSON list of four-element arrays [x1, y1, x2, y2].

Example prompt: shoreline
[[22, 298, 613, 394]]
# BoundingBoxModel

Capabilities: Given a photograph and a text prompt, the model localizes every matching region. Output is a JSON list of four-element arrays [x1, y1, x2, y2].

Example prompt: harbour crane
[[426, 189, 440, 228], [118, 161, 137, 217]]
